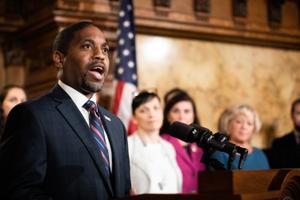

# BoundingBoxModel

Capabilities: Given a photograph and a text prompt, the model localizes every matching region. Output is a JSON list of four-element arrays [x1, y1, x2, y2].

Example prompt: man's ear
[[53, 51, 65, 69]]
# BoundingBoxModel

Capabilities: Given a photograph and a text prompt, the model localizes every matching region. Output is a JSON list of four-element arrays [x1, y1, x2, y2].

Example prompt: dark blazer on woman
[[0, 85, 131, 200]]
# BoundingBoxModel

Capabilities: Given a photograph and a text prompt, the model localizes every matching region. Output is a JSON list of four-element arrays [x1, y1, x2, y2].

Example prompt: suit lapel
[[98, 109, 121, 194], [50, 85, 113, 195]]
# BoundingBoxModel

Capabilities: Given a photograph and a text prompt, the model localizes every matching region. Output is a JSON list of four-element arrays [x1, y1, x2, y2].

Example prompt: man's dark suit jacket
[[0, 85, 131, 200], [269, 131, 300, 168]]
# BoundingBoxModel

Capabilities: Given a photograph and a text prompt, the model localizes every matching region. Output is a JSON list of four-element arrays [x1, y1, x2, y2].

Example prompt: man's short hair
[[291, 98, 300, 115], [52, 21, 99, 55]]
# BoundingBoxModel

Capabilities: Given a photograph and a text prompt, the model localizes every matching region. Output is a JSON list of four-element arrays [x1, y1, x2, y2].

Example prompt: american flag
[[113, 0, 137, 135]]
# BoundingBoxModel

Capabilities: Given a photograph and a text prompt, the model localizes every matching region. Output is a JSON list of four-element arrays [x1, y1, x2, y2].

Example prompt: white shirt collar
[[58, 80, 97, 109]]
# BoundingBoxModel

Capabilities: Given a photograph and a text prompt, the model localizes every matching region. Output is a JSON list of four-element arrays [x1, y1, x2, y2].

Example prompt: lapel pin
[[104, 115, 111, 121]]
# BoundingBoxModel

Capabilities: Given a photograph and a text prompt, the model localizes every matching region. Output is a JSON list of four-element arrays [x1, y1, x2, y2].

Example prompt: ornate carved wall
[[0, 0, 299, 147]]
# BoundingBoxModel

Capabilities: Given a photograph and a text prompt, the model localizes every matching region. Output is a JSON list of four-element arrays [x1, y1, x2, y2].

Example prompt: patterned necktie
[[83, 100, 110, 175]]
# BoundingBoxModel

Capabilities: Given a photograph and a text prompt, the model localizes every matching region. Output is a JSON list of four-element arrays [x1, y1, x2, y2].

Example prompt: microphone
[[169, 121, 237, 155], [213, 132, 229, 143], [212, 132, 248, 169], [236, 146, 248, 169], [169, 121, 249, 170]]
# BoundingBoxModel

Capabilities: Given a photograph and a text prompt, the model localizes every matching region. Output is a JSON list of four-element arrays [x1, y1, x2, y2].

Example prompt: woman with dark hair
[[160, 88, 206, 193], [128, 91, 182, 194], [0, 85, 27, 139]]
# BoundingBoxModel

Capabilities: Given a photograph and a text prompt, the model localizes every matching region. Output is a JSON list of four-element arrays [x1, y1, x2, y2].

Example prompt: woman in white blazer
[[128, 91, 182, 194]]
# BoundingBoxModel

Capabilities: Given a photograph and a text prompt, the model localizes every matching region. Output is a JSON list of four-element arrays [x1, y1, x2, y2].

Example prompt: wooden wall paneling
[[0, 0, 299, 99], [267, 0, 284, 29]]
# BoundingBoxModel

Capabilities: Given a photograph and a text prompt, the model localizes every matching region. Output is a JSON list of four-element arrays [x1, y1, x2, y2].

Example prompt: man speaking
[[0, 21, 131, 200]]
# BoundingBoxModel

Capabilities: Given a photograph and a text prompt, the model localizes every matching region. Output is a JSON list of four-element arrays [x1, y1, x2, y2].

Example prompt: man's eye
[[103, 47, 109, 54], [83, 44, 92, 49]]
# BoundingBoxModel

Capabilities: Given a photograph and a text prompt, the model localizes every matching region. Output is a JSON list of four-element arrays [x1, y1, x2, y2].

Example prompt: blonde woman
[[210, 104, 270, 170]]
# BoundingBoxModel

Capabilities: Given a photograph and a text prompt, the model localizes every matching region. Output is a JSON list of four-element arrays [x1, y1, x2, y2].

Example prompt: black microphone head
[[214, 132, 229, 143], [169, 121, 198, 143], [190, 124, 214, 147], [236, 146, 248, 156]]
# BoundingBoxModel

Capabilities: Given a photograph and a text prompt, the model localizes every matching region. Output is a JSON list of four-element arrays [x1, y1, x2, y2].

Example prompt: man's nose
[[94, 47, 105, 59]]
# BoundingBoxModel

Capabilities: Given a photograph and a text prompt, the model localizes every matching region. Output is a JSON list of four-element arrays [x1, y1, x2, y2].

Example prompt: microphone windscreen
[[169, 121, 195, 142]]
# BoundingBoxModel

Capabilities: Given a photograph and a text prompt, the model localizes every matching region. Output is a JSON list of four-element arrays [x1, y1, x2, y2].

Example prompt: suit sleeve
[[0, 104, 52, 200], [120, 119, 132, 195]]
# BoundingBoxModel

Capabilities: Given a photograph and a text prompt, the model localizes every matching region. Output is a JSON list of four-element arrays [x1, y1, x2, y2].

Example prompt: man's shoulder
[[10, 86, 68, 120], [23, 91, 58, 109], [98, 106, 118, 120], [273, 131, 295, 146], [277, 131, 294, 140]]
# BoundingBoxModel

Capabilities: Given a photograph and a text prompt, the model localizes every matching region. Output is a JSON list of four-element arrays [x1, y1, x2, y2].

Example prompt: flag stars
[[123, 49, 130, 56], [128, 61, 135, 68], [132, 74, 137, 80], [118, 67, 124, 75], [113, 0, 137, 134], [123, 20, 130, 28], [119, 10, 125, 17], [128, 32, 134, 39], [119, 39, 125, 45], [114, 0, 137, 85]]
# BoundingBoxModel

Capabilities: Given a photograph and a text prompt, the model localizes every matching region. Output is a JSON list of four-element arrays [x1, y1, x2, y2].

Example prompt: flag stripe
[[113, 81, 125, 114], [116, 83, 137, 131], [113, 0, 137, 135]]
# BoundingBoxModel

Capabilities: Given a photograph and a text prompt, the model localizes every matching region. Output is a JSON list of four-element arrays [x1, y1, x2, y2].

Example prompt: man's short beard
[[82, 79, 103, 93]]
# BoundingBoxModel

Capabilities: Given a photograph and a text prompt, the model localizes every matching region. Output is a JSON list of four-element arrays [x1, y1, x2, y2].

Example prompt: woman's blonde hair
[[218, 104, 262, 135]]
